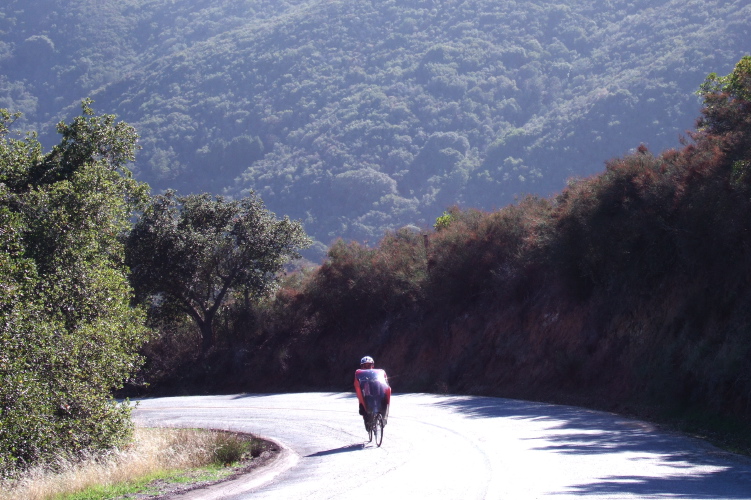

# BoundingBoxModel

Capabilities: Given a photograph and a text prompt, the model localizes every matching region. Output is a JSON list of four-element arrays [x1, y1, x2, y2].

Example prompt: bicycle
[[366, 408, 385, 447], [355, 368, 390, 447]]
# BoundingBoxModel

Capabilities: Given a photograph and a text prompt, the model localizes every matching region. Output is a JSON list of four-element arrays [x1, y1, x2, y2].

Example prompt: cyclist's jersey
[[354, 368, 391, 416]]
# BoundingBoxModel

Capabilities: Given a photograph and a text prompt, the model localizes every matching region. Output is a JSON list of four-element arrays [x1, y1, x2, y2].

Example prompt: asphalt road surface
[[133, 393, 751, 499]]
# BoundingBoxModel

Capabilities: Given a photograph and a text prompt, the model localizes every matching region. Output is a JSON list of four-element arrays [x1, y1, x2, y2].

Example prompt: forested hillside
[[1, 0, 749, 254]]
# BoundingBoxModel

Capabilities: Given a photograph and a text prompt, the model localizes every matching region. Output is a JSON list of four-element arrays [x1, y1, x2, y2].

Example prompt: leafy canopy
[[698, 55, 751, 103], [696, 55, 751, 178]]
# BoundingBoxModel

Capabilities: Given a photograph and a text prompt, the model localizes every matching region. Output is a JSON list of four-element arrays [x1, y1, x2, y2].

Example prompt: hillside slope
[[1, 0, 749, 252]]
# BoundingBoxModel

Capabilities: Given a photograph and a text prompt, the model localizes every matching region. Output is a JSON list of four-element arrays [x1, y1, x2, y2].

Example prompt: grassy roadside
[[0, 427, 279, 500]]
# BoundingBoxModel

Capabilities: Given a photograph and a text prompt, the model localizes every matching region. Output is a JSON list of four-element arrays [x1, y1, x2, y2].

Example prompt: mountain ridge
[[1, 0, 749, 255]]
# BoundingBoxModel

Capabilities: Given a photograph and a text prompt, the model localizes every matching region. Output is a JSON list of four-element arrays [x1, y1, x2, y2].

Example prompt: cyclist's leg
[[363, 396, 377, 431], [359, 402, 370, 430]]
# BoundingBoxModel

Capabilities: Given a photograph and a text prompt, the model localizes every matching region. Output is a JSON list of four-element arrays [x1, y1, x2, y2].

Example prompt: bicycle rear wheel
[[373, 413, 384, 447]]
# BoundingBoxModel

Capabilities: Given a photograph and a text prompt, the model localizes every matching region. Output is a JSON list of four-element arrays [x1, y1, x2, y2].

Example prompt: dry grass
[[0, 427, 243, 500]]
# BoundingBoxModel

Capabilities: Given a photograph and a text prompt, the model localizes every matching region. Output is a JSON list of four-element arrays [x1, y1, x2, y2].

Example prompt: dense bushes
[[306, 232, 427, 333]]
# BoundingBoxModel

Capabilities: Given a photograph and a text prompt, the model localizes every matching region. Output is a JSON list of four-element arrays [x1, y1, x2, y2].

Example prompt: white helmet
[[360, 356, 374, 365]]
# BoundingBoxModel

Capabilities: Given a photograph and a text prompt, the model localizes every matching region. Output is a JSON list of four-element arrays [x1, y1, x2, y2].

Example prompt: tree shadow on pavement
[[434, 396, 751, 498]]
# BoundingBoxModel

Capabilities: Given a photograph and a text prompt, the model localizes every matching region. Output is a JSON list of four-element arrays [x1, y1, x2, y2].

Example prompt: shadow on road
[[228, 392, 359, 401], [305, 443, 365, 457], [334, 393, 358, 400], [434, 396, 751, 498], [229, 393, 289, 399]]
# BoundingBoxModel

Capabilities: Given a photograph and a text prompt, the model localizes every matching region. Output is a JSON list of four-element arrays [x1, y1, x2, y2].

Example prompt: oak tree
[[126, 191, 310, 353]]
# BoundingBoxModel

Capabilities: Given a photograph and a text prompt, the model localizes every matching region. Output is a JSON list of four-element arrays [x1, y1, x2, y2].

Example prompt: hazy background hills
[[1, 0, 749, 257]]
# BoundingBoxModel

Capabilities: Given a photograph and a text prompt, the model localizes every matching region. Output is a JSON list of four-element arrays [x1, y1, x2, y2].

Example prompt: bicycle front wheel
[[373, 413, 384, 447]]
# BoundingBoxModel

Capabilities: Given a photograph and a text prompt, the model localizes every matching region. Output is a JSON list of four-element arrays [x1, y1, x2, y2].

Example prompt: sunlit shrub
[[306, 233, 427, 331]]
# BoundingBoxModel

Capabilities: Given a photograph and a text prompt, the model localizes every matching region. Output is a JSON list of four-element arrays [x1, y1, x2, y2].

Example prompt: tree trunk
[[198, 316, 214, 354]]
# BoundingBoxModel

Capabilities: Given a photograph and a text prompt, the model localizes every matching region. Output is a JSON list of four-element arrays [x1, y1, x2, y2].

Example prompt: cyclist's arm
[[354, 371, 365, 406]]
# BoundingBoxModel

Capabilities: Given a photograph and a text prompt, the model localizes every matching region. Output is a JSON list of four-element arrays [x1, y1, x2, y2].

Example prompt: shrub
[[304, 234, 427, 334], [212, 432, 253, 465]]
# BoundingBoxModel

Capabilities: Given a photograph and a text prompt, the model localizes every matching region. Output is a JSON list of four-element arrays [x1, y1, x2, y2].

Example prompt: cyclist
[[354, 356, 391, 430]]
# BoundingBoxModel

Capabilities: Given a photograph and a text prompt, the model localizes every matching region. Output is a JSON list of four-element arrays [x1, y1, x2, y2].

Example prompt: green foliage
[[126, 190, 311, 353], [211, 432, 259, 466], [695, 55, 751, 181], [0, 104, 149, 474], [698, 56, 751, 102], [433, 210, 454, 231]]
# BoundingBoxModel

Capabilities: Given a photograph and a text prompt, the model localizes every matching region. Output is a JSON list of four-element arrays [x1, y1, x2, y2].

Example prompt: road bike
[[366, 407, 385, 447], [355, 368, 390, 447]]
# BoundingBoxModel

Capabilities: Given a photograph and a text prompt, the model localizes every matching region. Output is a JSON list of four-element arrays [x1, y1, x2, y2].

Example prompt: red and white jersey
[[354, 368, 391, 412]]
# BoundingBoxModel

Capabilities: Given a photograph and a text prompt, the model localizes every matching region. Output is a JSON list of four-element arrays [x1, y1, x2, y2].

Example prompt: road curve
[[133, 393, 751, 499]]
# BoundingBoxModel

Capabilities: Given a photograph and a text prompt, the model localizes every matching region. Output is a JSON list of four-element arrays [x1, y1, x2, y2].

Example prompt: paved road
[[133, 393, 751, 499]]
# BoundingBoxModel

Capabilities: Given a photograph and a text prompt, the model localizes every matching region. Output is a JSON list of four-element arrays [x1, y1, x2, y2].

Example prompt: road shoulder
[[157, 437, 298, 499]]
